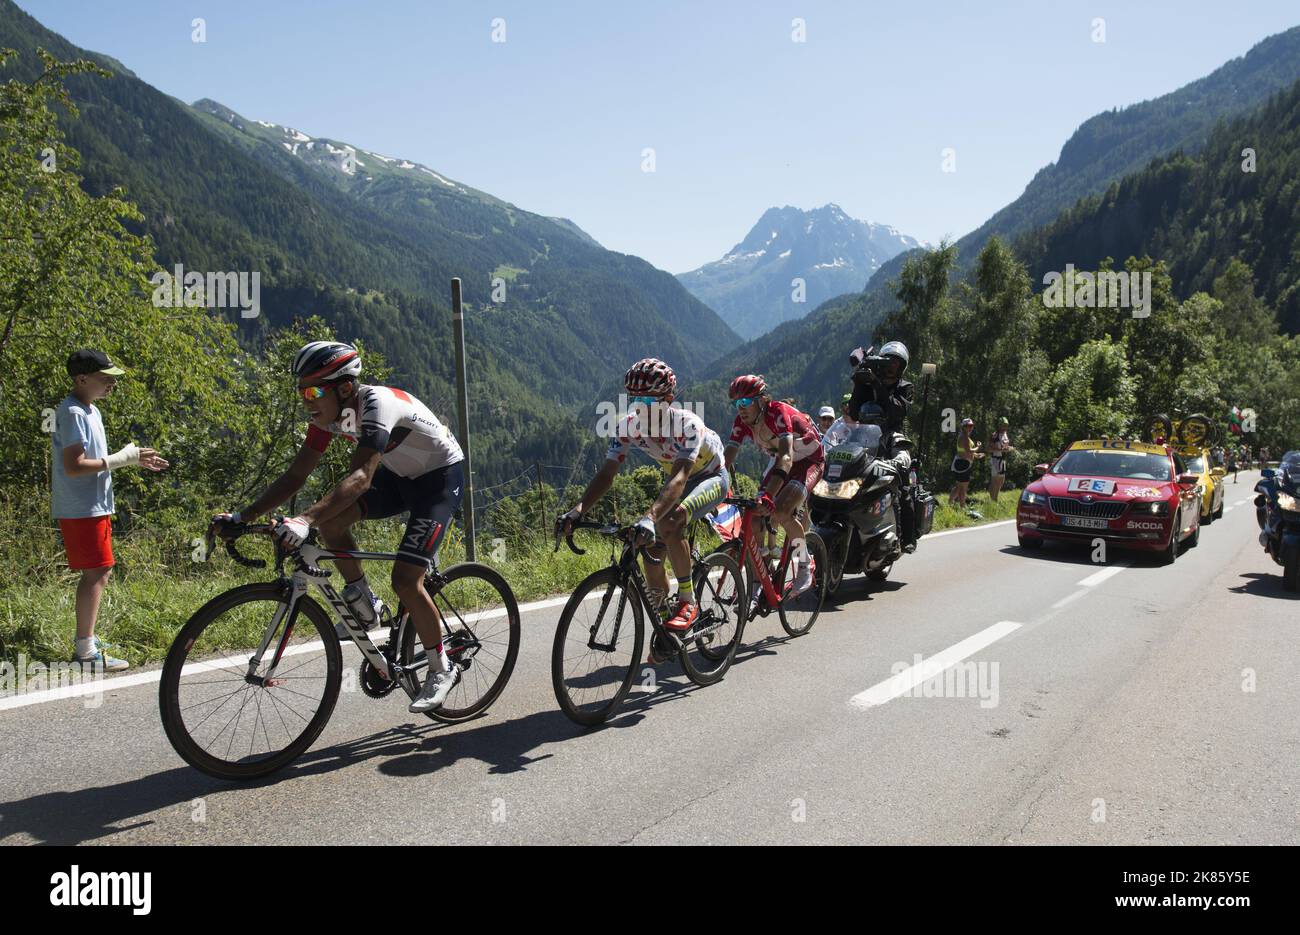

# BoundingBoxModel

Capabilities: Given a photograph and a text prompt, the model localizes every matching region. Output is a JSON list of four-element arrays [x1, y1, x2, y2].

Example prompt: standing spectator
[[986, 416, 1015, 502], [53, 350, 169, 672], [1227, 445, 1238, 483], [1261, 446, 1270, 470], [949, 418, 983, 510]]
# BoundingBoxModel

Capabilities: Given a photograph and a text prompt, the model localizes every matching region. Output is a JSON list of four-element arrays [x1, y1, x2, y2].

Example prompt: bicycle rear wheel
[[551, 567, 644, 726], [682, 550, 745, 682], [399, 562, 522, 723], [159, 583, 341, 780], [779, 532, 828, 637]]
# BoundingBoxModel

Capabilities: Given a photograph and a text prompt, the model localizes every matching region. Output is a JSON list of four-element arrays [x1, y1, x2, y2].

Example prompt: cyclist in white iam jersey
[[210, 341, 465, 713]]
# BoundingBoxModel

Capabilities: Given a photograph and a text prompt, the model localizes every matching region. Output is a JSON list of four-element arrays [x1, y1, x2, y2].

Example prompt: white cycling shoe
[[409, 665, 460, 713], [791, 562, 814, 596]]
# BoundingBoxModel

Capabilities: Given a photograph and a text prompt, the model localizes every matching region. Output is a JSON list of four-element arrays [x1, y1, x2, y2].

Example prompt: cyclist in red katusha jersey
[[723, 374, 825, 595]]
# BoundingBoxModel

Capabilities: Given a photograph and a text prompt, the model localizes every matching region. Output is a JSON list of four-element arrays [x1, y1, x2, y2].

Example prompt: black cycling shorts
[[359, 461, 464, 568]]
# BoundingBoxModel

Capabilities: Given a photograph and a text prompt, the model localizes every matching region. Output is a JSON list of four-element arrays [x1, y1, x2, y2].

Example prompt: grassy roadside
[[929, 487, 1021, 531], [1, 487, 1015, 668]]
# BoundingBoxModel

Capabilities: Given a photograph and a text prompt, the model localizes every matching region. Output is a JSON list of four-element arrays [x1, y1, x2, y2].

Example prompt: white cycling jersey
[[605, 404, 724, 476], [305, 384, 463, 478]]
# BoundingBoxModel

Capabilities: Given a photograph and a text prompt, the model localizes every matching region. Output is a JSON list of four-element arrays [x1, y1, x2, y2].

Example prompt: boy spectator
[[53, 350, 168, 671]]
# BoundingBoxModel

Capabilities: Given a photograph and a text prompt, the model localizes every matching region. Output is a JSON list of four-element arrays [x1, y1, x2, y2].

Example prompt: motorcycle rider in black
[[856, 402, 918, 555], [847, 341, 914, 435], [848, 341, 919, 551]]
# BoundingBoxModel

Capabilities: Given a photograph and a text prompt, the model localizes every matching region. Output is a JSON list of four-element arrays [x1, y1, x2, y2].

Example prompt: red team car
[[1016, 439, 1203, 564]]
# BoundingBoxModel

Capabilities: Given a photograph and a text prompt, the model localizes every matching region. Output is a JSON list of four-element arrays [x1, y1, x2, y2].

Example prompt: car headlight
[[1278, 492, 1300, 513], [1020, 490, 1045, 507], [1134, 500, 1169, 516]]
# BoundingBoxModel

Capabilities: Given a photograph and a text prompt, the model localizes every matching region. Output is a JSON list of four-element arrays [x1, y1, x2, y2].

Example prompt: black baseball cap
[[67, 349, 126, 377]]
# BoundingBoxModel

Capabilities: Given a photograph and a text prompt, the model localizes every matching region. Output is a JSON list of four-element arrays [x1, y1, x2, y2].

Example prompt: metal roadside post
[[452, 278, 476, 561], [917, 362, 937, 483]]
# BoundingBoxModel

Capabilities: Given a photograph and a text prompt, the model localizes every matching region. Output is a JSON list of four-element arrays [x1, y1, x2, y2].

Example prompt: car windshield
[[1052, 449, 1173, 481], [1184, 455, 1205, 473]]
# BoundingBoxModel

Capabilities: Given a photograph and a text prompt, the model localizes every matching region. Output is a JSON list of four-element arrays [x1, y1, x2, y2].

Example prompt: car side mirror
[[1033, 463, 1048, 477], [1177, 473, 1199, 487], [1211, 467, 1226, 477]]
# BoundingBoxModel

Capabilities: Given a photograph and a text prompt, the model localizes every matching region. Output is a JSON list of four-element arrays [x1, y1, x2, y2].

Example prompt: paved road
[[3, 472, 1298, 845]]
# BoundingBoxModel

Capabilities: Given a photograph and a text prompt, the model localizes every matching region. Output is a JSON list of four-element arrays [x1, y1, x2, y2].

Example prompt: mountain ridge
[[678, 203, 922, 340]]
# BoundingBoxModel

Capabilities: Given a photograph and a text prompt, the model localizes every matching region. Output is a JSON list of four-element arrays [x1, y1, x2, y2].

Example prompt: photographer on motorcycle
[[854, 402, 919, 553], [847, 341, 914, 435]]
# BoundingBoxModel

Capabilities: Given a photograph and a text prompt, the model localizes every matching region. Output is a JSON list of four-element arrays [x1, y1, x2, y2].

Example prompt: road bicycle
[[159, 521, 520, 780], [550, 518, 745, 726], [710, 496, 828, 638]]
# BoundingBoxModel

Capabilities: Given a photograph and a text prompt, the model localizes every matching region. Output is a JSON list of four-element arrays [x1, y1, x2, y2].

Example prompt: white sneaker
[[409, 666, 460, 713]]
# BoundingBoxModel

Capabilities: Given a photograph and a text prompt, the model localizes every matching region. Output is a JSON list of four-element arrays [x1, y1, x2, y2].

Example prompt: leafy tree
[[1047, 338, 1136, 448]]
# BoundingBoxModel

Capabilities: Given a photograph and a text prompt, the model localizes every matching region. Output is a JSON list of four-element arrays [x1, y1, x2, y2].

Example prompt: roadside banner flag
[[1228, 406, 1243, 435]]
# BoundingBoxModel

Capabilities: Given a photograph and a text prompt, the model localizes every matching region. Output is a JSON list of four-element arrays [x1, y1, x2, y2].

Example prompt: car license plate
[[1060, 515, 1109, 529]]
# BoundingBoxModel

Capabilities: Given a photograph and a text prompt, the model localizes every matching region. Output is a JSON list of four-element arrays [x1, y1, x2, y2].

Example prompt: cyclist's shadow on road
[[288, 670, 720, 780]]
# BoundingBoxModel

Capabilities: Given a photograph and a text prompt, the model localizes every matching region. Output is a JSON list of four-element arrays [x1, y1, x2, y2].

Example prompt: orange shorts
[[59, 515, 115, 570]]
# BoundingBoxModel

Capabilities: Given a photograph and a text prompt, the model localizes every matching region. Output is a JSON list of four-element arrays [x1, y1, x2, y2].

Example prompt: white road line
[[1078, 564, 1128, 587], [1224, 506, 1234, 513], [0, 588, 612, 712], [1051, 589, 1088, 610], [850, 621, 1022, 709], [1234, 499, 1248, 507], [925, 520, 1015, 539]]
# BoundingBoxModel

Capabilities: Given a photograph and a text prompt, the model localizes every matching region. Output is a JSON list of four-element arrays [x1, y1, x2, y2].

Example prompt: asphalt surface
[[3, 470, 1297, 845]]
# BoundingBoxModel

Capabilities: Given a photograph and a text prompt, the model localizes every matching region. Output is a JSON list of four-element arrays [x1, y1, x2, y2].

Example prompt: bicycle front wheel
[[159, 583, 342, 780], [551, 567, 644, 726], [779, 531, 828, 637], [681, 549, 746, 683], [399, 562, 521, 723]]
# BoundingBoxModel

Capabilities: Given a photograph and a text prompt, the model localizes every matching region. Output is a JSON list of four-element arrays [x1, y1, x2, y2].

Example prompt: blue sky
[[16, 0, 1300, 273]]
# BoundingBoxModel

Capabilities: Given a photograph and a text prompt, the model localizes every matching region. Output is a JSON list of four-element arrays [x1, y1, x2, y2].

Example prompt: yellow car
[[1176, 446, 1226, 523], [1141, 414, 1226, 524]]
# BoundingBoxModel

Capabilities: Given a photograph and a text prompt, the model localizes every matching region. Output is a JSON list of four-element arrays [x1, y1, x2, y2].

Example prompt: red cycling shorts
[[763, 455, 824, 498], [59, 515, 115, 570]]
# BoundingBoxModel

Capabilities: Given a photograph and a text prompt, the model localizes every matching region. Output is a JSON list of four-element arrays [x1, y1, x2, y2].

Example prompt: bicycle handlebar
[[552, 516, 662, 564], [206, 519, 293, 570]]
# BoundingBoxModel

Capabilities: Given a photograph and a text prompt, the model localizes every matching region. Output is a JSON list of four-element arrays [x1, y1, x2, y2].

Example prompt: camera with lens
[[849, 346, 890, 384]]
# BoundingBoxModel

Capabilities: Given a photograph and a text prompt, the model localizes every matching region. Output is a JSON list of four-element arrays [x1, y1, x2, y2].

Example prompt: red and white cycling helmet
[[728, 374, 767, 400], [624, 358, 677, 400]]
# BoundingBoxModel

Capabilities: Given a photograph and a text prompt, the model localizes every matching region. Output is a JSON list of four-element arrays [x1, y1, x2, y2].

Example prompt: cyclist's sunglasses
[[731, 396, 757, 409], [300, 384, 332, 401], [628, 395, 659, 406]]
